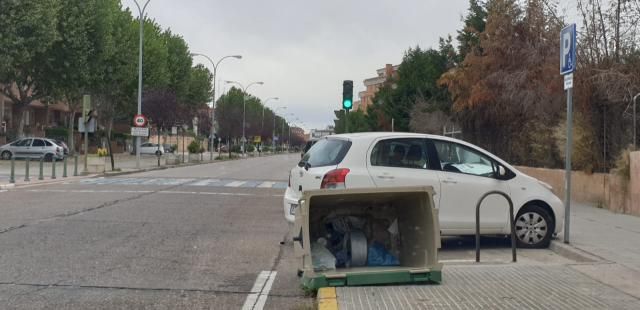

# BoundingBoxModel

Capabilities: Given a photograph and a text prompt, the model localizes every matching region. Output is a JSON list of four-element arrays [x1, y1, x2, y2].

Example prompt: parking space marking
[[242, 270, 277, 310]]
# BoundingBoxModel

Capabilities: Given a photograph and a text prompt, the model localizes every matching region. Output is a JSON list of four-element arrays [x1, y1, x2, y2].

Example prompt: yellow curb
[[317, 287, 338, 310]]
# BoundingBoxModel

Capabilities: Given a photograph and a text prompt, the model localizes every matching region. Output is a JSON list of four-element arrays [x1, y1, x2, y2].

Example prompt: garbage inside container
[[293, 186, 442, 289]]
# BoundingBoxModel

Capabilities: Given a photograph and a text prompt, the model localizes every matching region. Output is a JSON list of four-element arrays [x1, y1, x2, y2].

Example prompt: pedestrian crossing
[[76, 177, 288, 189]]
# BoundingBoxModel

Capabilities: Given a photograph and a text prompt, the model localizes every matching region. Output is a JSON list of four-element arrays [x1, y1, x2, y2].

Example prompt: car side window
[[14, 139, 32, 147], [44, 140, 53, 146], [370, 138, 429, 169], [432, 140, 497, 178], [32, 139, 45, 147]]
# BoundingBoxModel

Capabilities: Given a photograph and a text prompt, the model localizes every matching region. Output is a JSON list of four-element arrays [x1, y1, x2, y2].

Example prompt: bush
[[97, 148, 108, 157], [231, 145, 241, 153], [45, 127, 68, 140], [187, 140, 202, 153], [246, 144, 255, 152]]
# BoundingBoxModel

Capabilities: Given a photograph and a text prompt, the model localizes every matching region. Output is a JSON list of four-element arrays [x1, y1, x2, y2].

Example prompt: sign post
[[133, 114, 147, 169], [82, 95, 91, 175], [560, 24, 576, 244]]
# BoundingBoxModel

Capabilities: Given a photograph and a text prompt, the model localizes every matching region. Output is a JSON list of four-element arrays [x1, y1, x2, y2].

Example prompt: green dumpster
[[293, 186, 442, 290]]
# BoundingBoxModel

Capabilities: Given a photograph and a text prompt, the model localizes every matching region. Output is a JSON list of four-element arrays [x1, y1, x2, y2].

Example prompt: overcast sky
[[123, 1, 472, 130]]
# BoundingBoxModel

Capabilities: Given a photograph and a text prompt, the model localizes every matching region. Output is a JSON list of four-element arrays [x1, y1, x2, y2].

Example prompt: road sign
[[171, 126, 178, 135], [564, 74, 574, 90], [133, 114, 147, 127], [78, 117, 96, 133], [254, 136, 261, 143], [560, 24, 576, 75], [131, 127, 149, 137]]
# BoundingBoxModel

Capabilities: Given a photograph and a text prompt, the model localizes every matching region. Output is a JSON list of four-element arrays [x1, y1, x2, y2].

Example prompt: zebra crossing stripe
[[225, 181, 247, 187], [257, 181, 275, 188]]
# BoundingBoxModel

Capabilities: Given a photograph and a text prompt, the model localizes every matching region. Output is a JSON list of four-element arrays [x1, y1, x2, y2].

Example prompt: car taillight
[[57, 147, 61, 153], [320, 168, 350, 189]]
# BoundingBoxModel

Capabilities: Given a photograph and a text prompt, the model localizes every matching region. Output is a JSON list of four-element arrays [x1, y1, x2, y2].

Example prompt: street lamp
[[273, 106, 286, 151], [282, 113, 294, 150], [225, 80, 264, 155], [191, 53, 242, 160], [261, 97, 279, 136], [132, 0, 150, 169]]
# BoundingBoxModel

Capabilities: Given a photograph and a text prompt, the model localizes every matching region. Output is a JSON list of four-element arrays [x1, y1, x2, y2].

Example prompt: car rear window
[[299, 138, 351, 168]]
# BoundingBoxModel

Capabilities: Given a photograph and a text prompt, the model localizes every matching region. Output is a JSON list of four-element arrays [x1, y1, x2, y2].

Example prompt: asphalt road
[[0, 154, 310, 309]]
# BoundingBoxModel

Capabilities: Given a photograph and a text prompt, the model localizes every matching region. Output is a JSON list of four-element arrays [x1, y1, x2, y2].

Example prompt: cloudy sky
[[123, 0, 471, 130]]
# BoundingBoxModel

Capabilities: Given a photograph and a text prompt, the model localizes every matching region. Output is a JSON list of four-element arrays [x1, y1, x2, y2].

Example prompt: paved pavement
[[332, 203, 640, 309], [0, 154, 310, 309]]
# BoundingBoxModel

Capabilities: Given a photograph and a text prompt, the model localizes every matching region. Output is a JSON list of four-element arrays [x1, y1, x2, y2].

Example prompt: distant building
[[311, 126, 334, 139], [1, 89, 71, 138], [357, 64, 398, 112]]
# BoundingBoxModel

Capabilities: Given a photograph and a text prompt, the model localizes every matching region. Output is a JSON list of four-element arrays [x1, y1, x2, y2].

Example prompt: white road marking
[[257, 181, 275, 188], [439, 259, 476, 263], [242, 271, 277, 310], [21, 189, 278, 198], [225, 181, 247, 187]]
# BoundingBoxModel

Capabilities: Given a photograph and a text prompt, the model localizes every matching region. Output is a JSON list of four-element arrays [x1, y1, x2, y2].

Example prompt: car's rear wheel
[[44, 153, 54, 162], [515, 204, 554, 248], [1, 151, 11, 160], [155, 150, 162, 156]]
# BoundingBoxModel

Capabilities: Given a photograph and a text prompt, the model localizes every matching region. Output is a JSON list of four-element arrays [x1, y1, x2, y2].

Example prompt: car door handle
[[377, 175, 395, 180], [442, 179, 457, 184]]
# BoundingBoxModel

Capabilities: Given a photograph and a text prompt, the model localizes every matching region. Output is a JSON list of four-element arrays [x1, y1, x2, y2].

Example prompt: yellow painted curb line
[[317, 287, 338, 310]]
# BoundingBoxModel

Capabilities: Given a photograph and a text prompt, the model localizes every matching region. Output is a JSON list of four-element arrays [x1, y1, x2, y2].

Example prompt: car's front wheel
[[1, 151, 11, 160], [514, 204, 554, 248]]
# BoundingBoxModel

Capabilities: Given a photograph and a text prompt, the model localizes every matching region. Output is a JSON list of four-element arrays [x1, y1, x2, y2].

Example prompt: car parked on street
[[136, 143, 165, 155], [53, 139, 69, 155], [0, 137, 66, 161], [284, 132, 564, 248], [131, 143, 165, 155]]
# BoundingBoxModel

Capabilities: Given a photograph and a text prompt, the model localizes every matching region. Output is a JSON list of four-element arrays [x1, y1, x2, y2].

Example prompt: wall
[[516, 151, 640, 216]]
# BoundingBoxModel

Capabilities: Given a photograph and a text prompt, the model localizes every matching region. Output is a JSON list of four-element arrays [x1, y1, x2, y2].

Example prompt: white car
[[284, 132, 564, 248], [138, 143, 164, 155]]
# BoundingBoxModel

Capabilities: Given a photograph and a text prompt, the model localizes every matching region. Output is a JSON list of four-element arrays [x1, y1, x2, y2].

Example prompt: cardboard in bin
[[294, 186, 442, 289]]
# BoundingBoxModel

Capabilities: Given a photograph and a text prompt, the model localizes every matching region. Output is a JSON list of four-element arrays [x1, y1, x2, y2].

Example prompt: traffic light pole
[[345, 109, 349, 133]]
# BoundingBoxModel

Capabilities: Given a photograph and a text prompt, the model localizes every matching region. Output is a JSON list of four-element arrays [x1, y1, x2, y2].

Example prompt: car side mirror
[[498, 165, 506, 178]]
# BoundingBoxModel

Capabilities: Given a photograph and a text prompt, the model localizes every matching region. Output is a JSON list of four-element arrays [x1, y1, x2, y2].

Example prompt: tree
[[334, 110, 371, 134], [0, 0, 61, 137], [457, 0, 488, 61]]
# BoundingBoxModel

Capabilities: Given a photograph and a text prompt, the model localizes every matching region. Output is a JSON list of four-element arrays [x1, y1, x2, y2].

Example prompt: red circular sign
[[133, 114, 147, 127]]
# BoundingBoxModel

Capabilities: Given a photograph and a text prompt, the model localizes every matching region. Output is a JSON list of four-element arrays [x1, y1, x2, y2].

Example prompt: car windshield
[[299, 138, 351, 168]]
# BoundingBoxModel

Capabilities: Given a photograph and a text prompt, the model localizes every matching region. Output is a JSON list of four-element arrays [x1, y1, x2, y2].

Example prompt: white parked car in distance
[[138, 143, 164, 155], [284, 132, 564, 248]]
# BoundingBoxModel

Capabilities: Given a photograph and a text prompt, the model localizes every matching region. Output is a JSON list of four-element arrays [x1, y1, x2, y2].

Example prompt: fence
[[516, 151, 640, 216]]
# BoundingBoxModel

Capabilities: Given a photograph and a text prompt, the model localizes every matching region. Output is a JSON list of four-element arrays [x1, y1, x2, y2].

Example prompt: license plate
[[289, 204, 299, 215]]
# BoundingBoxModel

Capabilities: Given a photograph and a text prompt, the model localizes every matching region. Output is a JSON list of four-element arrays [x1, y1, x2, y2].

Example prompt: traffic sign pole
[[560, 24, 576, 244]]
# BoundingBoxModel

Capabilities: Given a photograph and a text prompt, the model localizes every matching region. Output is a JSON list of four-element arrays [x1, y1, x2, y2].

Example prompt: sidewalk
[[327, 203, 640, 309]]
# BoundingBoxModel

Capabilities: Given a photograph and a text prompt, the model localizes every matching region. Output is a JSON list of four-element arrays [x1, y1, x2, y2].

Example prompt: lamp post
[[132, 0, 150, 169], [225, 80, 264, 155], [634, 93, 639, 149], [273, 106, 286, 151], [261, 97, 279, 136], [282, 113, 294, 150], [191, 53, 242, 160]]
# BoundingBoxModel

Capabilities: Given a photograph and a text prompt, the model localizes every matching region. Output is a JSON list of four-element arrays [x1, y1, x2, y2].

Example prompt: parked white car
[[138, 143, 164, 155], [284, 132, 564, 248]]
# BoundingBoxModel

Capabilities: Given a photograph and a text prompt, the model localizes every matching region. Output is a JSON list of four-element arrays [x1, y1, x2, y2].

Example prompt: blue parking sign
[[560, 24, 576, 75]]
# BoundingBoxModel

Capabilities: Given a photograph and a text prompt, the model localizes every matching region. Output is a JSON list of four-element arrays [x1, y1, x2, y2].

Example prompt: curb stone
[[317, 287, 339, 310], [549, 240, 606, 263]]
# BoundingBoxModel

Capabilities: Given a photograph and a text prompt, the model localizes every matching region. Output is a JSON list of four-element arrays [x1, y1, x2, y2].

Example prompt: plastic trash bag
[[311, 242, 336, 271], [367, 242, 400, 266]]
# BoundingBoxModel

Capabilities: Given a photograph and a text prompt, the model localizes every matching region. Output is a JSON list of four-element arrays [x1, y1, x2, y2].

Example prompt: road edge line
[[317, 287, 339, 310]]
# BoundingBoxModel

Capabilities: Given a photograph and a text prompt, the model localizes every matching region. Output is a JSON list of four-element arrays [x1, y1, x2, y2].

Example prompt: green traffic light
[[343, 99, 352, 109]]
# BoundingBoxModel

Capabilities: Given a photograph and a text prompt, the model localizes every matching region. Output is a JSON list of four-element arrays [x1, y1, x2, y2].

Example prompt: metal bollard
[[9, 155, 15, 183], [51, 157, 57, 179], [63, 156, 68, 178], [73, 154, 78, 176], [39, 156, 44, 180], [24, 158, 30, 182], [475, 190, 517, 263]]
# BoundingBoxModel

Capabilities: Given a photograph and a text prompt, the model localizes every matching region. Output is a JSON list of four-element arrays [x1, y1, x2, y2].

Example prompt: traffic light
[[342, 80, 353, 110]]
